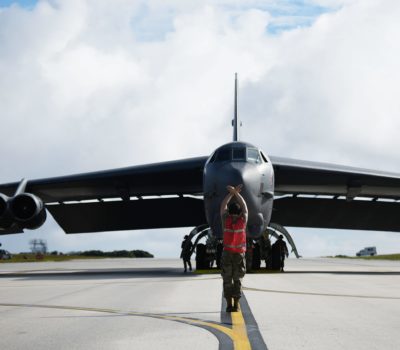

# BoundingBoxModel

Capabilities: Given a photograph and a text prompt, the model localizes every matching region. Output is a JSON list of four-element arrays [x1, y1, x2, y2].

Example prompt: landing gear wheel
[[252, 242, 261, 270], [195, 243, 209, 269]]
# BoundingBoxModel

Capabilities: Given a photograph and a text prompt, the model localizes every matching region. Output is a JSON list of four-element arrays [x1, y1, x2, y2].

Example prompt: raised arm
[[232, 185, 248, 222], [220, 185, 248, 221], [220, 187, 234, 217]]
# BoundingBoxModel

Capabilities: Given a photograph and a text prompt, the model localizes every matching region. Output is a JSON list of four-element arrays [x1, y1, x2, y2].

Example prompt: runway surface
[[1, 258, 400, 349]]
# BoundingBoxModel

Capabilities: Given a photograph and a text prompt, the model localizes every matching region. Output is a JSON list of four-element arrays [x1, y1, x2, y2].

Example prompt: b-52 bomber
[[1, 74, 400, 264]]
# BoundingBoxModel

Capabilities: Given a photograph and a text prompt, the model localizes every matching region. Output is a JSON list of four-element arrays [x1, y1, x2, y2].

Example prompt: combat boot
[[225, 298, 233, 312], [232, 298, 240, 312]]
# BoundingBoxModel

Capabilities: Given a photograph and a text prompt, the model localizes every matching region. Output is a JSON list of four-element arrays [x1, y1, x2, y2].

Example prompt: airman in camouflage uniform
[[220, 185, 248, 312]]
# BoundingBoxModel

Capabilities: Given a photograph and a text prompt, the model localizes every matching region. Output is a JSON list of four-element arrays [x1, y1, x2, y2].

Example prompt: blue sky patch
[[130, 3, 176, 42], [266, 1, 338, 34], [0, 1, 338, 40], [0, 0, 37, 9], [222, 0, 338, 35]]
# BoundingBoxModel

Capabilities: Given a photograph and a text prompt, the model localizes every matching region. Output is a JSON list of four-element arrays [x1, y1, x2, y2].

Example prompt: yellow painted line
[[0, 303, 253, 349], [156, 314, 234, 339], [231, 305, 252, 350]]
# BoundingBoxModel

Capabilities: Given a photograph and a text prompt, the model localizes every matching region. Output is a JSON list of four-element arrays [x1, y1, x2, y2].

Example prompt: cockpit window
[[247, 148, 261, 163], [232, 148, 246, 161], [210, 147, 265, 163], [215, 149, 231, 161]]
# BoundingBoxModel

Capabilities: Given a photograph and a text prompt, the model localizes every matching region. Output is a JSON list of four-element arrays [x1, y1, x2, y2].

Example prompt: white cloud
[[1, 0, 400, 257], [243, 1, 400, 168]]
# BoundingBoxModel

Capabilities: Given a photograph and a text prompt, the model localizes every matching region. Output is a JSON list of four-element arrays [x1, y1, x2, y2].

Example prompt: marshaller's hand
[[235, 184, 243, 193], [227, 185, 235, 193]]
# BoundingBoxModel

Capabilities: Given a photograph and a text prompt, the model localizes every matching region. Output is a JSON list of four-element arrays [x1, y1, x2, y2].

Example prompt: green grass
[[358, 254, 400, 261], [330, 254, 400, 261], [0, 253, 109, 263]]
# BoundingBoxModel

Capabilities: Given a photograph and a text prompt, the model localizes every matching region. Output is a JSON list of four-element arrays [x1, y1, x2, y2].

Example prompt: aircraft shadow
[[2, 268, 400, 280], [0, 267, 208, 281], [280, 270, 400, 275]]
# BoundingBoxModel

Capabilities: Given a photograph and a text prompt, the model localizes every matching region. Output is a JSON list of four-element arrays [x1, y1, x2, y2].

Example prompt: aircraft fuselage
[[203, 141, 274, 239]]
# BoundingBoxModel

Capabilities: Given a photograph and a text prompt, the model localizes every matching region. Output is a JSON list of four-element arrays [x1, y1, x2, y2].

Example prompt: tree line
[[50, 250, 154, 258]]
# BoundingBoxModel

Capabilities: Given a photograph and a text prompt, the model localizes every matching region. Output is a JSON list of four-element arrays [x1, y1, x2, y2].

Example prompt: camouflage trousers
[[221, 250, 246, 299]]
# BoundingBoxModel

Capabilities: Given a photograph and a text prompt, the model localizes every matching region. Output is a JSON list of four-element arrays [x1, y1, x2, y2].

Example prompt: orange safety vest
[[223, 215, 246, 253]]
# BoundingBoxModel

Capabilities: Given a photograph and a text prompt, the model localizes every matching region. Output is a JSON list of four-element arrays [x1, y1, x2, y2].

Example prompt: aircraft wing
[[270, 156, 400, 232], [0, 157, 208, 234]]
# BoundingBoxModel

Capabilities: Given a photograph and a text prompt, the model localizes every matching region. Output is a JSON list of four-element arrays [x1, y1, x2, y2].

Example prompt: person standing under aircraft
[[220, 185, 248, 312], [180, 235, 193, 272], [275, 235, 289, 272], [259, 229, 272, 269]]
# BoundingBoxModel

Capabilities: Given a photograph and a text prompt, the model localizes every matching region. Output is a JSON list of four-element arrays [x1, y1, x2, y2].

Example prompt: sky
[[1, 0, 400, 258]]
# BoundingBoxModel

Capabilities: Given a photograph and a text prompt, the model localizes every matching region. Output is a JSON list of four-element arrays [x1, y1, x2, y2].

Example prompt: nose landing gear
[[184, 223, 301, 272], [246, 223, 302, 271]]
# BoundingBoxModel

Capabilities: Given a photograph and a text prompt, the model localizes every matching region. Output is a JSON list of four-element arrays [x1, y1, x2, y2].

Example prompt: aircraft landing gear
[[184, 223, 301, 272], [245, 240, 261, 272], [185, 225, 218, 270], [268, 223, 302, 258], [195, 243, 209, 269]]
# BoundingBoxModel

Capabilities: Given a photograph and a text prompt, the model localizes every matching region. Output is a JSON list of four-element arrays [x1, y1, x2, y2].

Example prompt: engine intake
[[9, 193, 47, 230], [0, 193, 13, 229]]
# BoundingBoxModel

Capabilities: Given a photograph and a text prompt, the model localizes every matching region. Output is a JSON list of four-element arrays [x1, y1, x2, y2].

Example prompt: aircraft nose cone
[[216, 163, 252, 194]]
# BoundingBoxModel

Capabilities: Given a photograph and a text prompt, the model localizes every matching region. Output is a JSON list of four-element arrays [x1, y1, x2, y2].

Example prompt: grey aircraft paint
[[203, 141, 274, 239]]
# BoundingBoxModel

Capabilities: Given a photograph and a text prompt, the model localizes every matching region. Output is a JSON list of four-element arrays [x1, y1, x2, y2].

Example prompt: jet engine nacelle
[[8, 193, 47, 230], [0, 193, 13, 229]]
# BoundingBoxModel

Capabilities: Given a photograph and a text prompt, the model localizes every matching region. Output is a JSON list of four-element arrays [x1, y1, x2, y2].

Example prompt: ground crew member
[[180, 235, 193, 272], [275, 235, 289, 272], [259, 229, 272, 269], [220, 184, 248, 312]]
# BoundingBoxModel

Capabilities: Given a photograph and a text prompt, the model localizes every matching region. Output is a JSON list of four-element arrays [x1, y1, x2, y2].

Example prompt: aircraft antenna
[[233, 73, 239, 141]]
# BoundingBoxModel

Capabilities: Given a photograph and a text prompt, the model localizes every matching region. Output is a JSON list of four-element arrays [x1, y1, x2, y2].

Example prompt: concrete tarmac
[[1, 258, 399, 349]]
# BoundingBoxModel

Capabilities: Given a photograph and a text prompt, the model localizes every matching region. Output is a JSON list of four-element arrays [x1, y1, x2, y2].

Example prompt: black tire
[[252, 243, 261, 270], [271, 244, 281, 270], [196, 243, 208, 269]]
